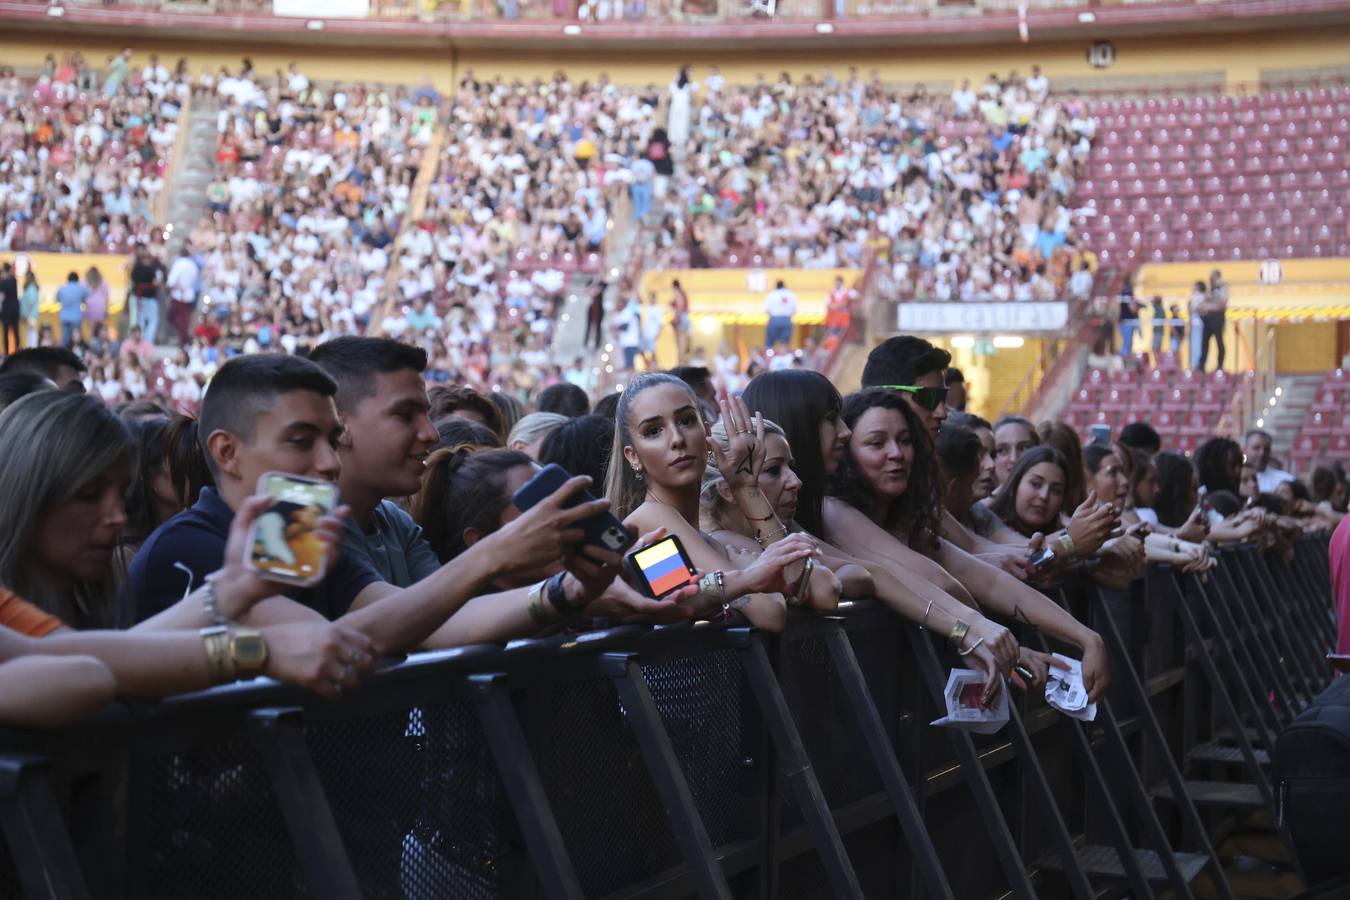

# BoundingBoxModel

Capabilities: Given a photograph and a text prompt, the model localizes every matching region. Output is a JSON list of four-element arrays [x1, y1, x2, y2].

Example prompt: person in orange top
[[0, 587, 63, 637], [824, 275, 855, 342]]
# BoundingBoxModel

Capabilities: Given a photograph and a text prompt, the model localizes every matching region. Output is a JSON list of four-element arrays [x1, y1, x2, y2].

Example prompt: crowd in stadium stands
[[0, 51, 185, 254], [2, 333, 1347, 726], [4, 55, 1108, 416]]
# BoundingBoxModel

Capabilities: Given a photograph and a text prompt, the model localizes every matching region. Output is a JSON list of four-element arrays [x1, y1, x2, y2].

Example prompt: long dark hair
[[1195, 437, 1240, 495], [741, 369, 842, 537], [830, 389, 942, 554], [539, 415, 612, 486], [410, 445, 534, 563], [989, 445, 1069, 536], [1152, 452, 1196, 528]]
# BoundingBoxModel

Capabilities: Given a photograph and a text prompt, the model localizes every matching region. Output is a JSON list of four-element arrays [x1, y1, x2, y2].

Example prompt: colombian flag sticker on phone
[[634, 539, 694, 597]]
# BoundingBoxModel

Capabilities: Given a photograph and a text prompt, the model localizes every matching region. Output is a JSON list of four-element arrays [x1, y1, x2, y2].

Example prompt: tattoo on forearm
[[1012, 605, 1032, 625]]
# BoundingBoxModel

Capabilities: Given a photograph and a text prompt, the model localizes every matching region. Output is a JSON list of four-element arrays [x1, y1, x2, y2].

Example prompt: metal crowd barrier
[[0, 536, 1336, 899]]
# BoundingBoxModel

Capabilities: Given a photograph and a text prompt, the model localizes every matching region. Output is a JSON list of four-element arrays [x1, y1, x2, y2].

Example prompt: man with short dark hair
[[861, 335, 952, 441], [536, 382, 590, 418], [56, 272, 87, 348], [668, 364, 716, 407], [1244, 429, 1293, 493], [945, 366, 968, 412], [0, 347, 87, 393], [126, 353, 612, 657], [1119, 421, 1162, 457]]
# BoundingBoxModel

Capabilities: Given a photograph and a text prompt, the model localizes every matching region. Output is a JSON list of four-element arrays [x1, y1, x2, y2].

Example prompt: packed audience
[[6, 55, 1108, 418], [0, 51, 186, 254], [3, 330, 1345, 728]]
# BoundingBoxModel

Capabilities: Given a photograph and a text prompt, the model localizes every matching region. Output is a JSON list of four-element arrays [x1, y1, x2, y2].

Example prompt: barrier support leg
[[822, 627, 955, 900], [467, 673, 586, 900], [247, 708, 362, 900], [904, 626, 1041, 900], [0, 754, 90, 900], [596, 655, 732, 900], [727, 629, 865, 900]]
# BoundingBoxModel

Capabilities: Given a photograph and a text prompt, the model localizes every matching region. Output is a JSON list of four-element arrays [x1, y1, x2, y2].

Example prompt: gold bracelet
[[947, 619, 971, 650], [200, 626, 237, 684], [755, 523, 789, 547], [527, 581, 553, 627], [789, 558, 815, 607], [699, 571, 727, 615]]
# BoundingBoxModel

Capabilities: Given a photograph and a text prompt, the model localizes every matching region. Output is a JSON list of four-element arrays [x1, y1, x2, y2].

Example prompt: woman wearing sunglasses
[[820, 388, 1111, 703]]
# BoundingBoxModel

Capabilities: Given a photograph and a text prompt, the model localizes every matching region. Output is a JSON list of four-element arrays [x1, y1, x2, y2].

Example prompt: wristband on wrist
[[1058, 530, 1076, 558], [546, 572, 580, 619], [527, 581, 553, 626], [947, 619, 971, 650]]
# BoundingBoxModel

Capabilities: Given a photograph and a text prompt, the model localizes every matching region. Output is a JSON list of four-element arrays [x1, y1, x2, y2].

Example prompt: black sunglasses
[[879, 384, 949, 412]]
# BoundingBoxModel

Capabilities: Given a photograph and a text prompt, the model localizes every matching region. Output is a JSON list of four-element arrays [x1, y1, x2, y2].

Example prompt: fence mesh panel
[[539, 674, 681, 896], [306, 697, 506, 900], [643, 649, 756, 851], [132, 735, 305, 900]]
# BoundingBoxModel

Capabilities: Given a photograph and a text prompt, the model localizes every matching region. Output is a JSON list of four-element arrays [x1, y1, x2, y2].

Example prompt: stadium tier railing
[[21, 0, 1327, 25], [0, 537, 1335, 899]]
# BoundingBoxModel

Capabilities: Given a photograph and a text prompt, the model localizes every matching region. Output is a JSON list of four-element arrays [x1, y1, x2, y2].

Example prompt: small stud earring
[[633, 468, 644, 482]]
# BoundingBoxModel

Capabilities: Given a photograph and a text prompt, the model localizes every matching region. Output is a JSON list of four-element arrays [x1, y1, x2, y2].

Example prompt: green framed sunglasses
[[878, 384, 950, 412]]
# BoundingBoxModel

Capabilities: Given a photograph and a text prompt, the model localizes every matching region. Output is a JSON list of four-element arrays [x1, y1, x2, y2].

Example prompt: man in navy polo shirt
[[125, 353, 617, 656]]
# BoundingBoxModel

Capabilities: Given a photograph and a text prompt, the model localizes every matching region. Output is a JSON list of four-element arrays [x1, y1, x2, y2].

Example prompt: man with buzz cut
[[125, 352, 627, 656]]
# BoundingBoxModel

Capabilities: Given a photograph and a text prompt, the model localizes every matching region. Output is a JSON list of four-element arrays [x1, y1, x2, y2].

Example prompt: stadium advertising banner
[[273, 0, 370, 16], [898, 301, 1068, 334]]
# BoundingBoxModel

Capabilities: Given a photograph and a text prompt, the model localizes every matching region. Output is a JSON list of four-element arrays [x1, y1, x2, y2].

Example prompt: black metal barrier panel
[[0, 536, 1336, 900]]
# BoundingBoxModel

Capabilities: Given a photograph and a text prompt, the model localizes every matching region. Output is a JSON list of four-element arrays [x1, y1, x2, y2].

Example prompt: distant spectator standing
[[1167, 303, 1184, 354], [1149, 295, 1166, 354], [56, 273, 88, 348], [671, 279, 690, 363], [764, 280, 798, 350], [165, 248, 199, 347], [585, 280, 607, 350], [1118, 275, 1140, 358], [1068, 260, 1094, 302], [667, 66, 695, 146], [19, 270, 39, 350], [1201, 268, 1229, 372], [824, 275, 854, 343], [130, 246, 162, 344], [1187, 280, 1207, 369], [83, 267, 108, 334], [616, 294, 642, 370], [0, 264, 17, 356], [1025, 65, 1049, 102]]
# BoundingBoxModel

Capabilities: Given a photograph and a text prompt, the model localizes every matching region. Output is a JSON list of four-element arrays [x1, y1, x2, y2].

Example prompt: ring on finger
[[347, 649, 361, 664]]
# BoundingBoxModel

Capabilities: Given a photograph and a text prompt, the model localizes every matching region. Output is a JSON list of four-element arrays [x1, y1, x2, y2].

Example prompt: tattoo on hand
[[735, 443, 756, 476]]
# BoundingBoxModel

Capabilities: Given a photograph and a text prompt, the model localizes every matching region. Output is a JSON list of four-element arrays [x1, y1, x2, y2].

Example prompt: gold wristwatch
[[229, 627, 269, 679]]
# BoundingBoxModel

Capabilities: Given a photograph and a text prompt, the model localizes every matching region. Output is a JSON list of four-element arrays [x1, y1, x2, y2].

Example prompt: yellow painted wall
[[3, 24, 1349, 91], [931, 336, 1044, 422], [1274, 321, 1339, 373], [0, 252, 130, 318]]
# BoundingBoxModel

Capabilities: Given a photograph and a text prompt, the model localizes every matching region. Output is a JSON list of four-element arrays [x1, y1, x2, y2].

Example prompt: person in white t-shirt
[[1025, 65, 1049, 102], [616, 296, 643, 370], [951, 78, 978, 119], [763, 280, 797, 350], [640, 292, 664, 369], [1244, 429, 1295, 493]]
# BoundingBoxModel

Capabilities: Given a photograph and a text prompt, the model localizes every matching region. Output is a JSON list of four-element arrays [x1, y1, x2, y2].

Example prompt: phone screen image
[[632, 537, 696, 597], [249, 474, 338, 584]]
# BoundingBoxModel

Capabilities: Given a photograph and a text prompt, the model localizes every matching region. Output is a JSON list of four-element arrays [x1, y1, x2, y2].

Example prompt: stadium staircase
[[163, 95, 220, 258], [371, 128, 444, 336]]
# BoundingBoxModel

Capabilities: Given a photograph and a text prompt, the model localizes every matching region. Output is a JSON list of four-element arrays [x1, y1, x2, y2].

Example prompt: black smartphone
[[1027, 546, 1055, 572], [625, 534, 699, 599], [512, 463, 634, 554]]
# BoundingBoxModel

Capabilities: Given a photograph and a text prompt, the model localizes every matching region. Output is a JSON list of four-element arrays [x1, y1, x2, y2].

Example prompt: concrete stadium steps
[[165, 96, 221, 256], [1267, 373, 1325, 464]]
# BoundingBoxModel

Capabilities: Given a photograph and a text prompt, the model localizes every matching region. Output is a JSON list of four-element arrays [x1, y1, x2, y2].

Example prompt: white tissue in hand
[[930, 668, 1009, 735], [1046, 653, 1097, 722]]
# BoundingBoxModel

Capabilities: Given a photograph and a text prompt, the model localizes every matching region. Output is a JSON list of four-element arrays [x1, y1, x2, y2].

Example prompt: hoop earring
[[633, 468, 645, 483], [707, 450, 715, 466]]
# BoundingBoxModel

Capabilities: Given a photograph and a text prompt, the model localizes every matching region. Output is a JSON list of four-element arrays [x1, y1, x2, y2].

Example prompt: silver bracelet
[[201, 573, 229, 627]]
